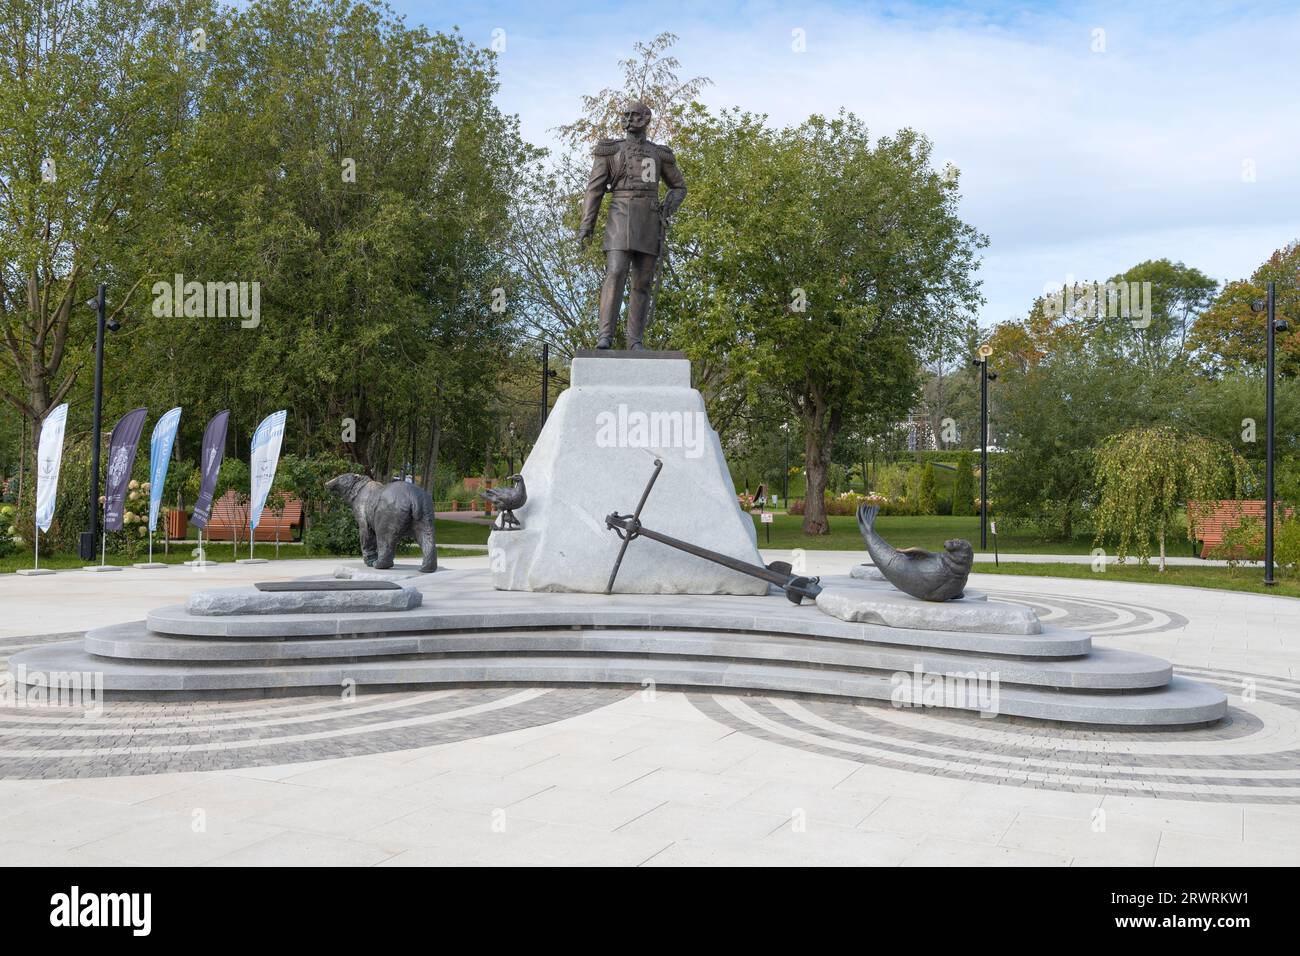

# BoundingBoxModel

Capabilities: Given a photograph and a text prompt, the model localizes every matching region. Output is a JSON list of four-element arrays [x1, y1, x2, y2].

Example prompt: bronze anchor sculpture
[[604, 459, 822, 604]]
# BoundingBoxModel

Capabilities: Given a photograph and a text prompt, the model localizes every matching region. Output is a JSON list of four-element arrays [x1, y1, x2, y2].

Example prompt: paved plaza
[[1, 553, 1297, 866]]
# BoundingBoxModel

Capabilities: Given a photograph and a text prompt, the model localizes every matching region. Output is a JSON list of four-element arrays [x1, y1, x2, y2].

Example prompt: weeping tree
[[1094, 425, 1250, 570]]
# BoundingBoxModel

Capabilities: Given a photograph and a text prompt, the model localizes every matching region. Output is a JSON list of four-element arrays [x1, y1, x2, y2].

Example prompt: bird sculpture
[[484, 474, 527, 530], [855, 504, 973, 602]]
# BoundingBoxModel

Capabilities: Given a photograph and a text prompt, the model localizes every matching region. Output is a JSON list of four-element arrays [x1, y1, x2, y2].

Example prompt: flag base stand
[[132, 562, 167, 569], [184, 559, 219, 567], [82, 532, 120, 570], [16, 568, 55, 576]]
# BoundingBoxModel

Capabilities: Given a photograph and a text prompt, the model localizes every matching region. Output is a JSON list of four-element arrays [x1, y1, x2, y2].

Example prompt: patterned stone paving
[[0, 591, 1288, 802], [0, 632, 623, 779], [688, 592, 1299, 805]]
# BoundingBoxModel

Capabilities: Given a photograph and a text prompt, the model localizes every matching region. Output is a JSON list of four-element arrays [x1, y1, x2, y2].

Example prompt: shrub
[[918, 463, 937, 515], [827, 463, 848, 495], [1209, 514, 1263, 566], [0, 503, 16, 558], [1276, 517, 1300, 577], [304, 498, 362, 555], [952, 451, 976, 516]]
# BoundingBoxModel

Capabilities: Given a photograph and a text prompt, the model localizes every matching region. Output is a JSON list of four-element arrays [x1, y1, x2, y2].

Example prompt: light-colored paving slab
[[0, 552, 1298, 865]]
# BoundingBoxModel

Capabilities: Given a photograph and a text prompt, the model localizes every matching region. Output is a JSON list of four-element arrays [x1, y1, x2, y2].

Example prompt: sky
[[385, 0, 1300, 328]]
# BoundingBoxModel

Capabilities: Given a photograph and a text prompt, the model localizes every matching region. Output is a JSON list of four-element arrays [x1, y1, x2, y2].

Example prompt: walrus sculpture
[[855, 504, 972, 601], [324, 474, 437, 573]]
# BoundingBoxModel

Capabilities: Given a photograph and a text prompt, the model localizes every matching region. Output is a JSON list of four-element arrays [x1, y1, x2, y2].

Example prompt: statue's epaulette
[[592, 137, 624, 157], [654, 143, 676, 162]]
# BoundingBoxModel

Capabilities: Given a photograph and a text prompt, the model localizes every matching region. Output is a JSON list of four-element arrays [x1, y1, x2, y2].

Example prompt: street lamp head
[[1250, 299, 1267, 313], [987, 371, 998, 382], [1277, 319, 1290, 333], [106, 317, 121, 332]]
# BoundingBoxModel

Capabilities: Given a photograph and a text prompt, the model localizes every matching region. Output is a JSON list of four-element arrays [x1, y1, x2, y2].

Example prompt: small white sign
[[990, 521, 997, 535], [760, 512, 774, 524]]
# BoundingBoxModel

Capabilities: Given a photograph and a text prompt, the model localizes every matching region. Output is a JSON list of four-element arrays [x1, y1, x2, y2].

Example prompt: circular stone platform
[[6, 568, 1226, 727]]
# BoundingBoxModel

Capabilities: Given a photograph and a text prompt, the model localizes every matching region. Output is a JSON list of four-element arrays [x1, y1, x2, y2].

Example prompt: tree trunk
[[1158, 530, 1166, 572], [801, 405, 835, 536], [17, 417, 27, 511], [423, 410, 441, 494]]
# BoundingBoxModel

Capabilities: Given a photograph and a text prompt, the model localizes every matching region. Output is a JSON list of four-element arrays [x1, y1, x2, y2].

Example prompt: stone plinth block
[[850, 563, 885, 581], [817, 586, 1040, 635], [490, 355, 767, 595], [333, 562, 428, 582], [187, 585, 422, 616]]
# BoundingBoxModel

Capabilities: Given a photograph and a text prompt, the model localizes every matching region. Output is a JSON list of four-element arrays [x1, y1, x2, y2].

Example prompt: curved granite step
[[82, 621, 1169, 691], [7, 642, 1225, 726], [145, 600, 1092, 658]]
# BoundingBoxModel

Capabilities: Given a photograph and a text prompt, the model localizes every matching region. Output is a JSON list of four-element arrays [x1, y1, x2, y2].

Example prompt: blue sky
[[385, 0, 1300, 328]]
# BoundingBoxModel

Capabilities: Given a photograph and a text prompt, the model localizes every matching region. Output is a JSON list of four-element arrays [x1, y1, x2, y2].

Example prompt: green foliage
[[303, 498, 360, 556], [0, 503, 16, 558], [1094, 425, 1249, 567], [1209, 514, 1263, 567], [14, 438, 92, 555], [827, 463, 848, 495], [952, 451, 976, 515], [665, 107, 985, 533], [918, 463, 937, 515], [1276, 517, 1300, 577]]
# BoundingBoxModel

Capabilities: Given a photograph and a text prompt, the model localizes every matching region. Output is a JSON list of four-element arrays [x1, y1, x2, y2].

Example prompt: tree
[[1094, 425, 1248, 570], [952, 450, 975, 515], [1188, 241, 1300, 377], [555, 32, 711, 152], [667, 109, 986, 533], [215, 457, 249, 561], [0, 0, 212, 458], [918, 462, 937, 515]]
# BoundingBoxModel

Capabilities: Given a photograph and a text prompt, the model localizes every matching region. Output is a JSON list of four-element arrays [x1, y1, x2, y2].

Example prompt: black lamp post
[[973, 347, 997, 550], [781, 422, 790, 506], [541, 343, 558, 426], [79, 283, 118, 561], [1252, 281, 1289, 586]]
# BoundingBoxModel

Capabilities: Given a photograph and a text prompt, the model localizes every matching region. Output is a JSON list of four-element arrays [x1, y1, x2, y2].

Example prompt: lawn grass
[[974, 561, 1300, 599], [0, 540, 486, 574], [748, 513, 1106, 555], [435, 511, 1173, 557]]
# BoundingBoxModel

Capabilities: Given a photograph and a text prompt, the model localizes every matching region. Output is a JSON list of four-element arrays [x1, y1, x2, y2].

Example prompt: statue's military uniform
[[579, 135, 686, 347]]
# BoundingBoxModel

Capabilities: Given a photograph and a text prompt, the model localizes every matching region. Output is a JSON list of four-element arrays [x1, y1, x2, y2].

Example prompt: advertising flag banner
[[103, 407, 148, 532], [34, 403, 69, 533], [248, 410, 287, 531], [148, 407, 182, 532], [190, 410, 230, 531]]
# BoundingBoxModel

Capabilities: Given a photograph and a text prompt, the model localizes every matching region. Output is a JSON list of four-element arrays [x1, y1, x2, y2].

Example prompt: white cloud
[[415, 1, 1300, 326]]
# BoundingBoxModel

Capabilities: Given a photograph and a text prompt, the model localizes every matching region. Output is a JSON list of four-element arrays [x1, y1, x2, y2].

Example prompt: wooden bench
[[203, 489, 303, 541], [1188, 500, 1292, 559]]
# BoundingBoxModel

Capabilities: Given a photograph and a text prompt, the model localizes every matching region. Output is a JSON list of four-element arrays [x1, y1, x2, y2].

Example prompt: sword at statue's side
[[645, 209, 672, 331]]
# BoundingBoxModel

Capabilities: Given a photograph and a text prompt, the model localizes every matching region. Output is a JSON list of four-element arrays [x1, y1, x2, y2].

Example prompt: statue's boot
[[596, 336, 612, 349]]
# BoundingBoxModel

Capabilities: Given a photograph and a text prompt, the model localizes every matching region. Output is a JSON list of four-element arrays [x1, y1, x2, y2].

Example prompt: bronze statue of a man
[[577, 100, 687, 350]]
